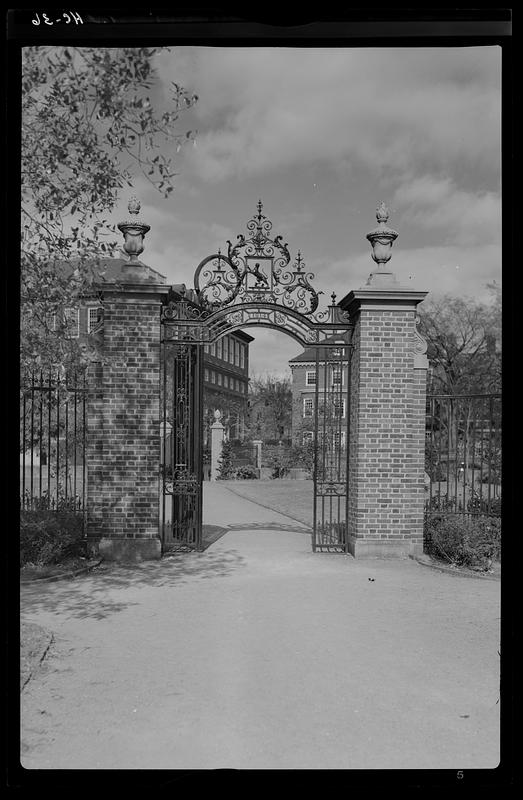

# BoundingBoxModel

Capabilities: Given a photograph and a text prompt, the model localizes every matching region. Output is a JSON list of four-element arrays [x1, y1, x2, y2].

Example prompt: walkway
[[20, 483, 500, 770]]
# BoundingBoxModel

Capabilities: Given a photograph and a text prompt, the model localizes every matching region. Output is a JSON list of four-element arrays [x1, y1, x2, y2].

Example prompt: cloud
[[392, 176, 501, 246], [159, 47, 501, 184], [332, 243, 501, 303]]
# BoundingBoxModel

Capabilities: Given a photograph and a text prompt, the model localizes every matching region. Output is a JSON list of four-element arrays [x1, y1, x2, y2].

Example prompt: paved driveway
[[20, 484, 500, 770]]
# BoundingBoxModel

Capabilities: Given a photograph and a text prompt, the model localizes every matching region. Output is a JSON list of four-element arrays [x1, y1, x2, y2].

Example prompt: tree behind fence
[[425, 393, 501, 517], [20, 370, 87, 513]]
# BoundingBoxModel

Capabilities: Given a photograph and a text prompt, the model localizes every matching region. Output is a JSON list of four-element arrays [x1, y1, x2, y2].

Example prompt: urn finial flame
[[128, 196, 141, 216], [376, 201, 389, 224]]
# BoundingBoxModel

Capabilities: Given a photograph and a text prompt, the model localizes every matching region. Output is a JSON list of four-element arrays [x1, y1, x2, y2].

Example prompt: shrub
[[270, 456, 288, 479], [20, 508, 85, 567], [235, 465, 258, 480], [424, 513, 501, 570], [216, 440, 236, 480], [467, 490, 501, 517], [288, 442, 314, 475]]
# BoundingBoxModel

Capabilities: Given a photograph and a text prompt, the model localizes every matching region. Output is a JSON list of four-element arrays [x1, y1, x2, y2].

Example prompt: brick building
[[48, 258, 252, 448], [202, 330, 253, 444], [288, 337, 350, 445]]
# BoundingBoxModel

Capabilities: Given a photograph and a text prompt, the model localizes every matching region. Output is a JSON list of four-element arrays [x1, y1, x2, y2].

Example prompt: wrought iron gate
[[159, 201, 353, 554], [161, 342, 203, 551], [312, 342, 351, 552]]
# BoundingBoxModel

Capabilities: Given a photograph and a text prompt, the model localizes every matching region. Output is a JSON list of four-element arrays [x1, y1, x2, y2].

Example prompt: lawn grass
[[218, 479, 313, 527]]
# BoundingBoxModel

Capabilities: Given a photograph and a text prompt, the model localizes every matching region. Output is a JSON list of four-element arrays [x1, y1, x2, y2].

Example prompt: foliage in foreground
[[22, 46, 197, 373], [20, 506, 85, 567], [424, 512, 501, 571]]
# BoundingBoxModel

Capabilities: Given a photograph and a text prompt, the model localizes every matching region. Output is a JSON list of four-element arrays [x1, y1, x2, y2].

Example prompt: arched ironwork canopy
[[161, 201, 353, 348]]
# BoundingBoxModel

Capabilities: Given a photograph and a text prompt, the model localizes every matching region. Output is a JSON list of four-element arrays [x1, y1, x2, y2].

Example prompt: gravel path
[[20, 484, 500, 770]]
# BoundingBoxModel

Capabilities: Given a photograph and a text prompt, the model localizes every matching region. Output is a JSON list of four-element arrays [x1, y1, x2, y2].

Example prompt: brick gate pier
[[85, 200, 428, 561]]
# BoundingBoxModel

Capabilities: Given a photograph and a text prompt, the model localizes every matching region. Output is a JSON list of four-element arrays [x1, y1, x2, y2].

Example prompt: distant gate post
[[339, 203, 429, 558], [86, 198, 170, 562], [252, 439, 262, 471], [210, 410, 225, 481]]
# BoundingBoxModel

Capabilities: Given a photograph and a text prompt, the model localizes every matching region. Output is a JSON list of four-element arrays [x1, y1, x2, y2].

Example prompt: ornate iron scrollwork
[[193, 201, 323, 316], [161, 202, 353, 347]]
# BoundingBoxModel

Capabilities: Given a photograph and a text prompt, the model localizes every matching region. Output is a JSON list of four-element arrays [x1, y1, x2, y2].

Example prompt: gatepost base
[[93, 536, 162, 563], [348, 536, 415, 559]]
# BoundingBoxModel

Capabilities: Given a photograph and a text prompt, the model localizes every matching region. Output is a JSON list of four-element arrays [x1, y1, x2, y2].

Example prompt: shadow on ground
[[220, 522, 312, 534], [21, 547, 247, 621]]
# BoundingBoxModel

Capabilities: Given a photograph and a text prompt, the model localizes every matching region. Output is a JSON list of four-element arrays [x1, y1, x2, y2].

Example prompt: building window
[[224, 375, 229, 388], [302, 431, 314, 445], [303, 398, 314, 417], [211, 371, 216, 384], [204, 369, 209, 382], [217, 339, 222, 360], [331, 431, 346, 447], [211, 343, 216, 356], [64, 308, 79, 338], [333, 397, 346, 417], [240, 344, 245, 369], [234, 340, 240, 366], [88, 307, 102, 333], [306, 370, 316, 386], [332, 368, 342, 385], [223, 336, 229, 363], [217, 373, 222, 386]]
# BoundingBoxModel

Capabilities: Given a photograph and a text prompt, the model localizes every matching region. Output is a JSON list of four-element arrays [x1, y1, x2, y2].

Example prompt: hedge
[[424, 512, 501, 571], [20, 509, 85, 567]]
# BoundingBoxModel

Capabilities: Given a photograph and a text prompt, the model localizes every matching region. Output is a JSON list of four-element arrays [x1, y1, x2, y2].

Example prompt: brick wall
[[346, 300, 427, 556], [86, 291, 164, 553]]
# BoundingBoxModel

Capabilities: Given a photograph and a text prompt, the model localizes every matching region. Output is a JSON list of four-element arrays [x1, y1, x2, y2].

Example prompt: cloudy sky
[[112, 46, 501, 377]]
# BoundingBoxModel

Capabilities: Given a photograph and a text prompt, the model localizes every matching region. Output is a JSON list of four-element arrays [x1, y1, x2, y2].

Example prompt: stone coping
[[410, 553, 501, 581]]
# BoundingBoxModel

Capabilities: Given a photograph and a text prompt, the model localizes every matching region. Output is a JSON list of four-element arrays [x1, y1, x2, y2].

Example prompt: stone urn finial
[[366, 202, 398, 269], [117, 196, 151, 262], [214, 409, 222, 421]]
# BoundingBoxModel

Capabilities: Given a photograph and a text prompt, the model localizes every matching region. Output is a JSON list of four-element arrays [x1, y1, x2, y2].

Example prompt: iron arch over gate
[[160, 202, 353, 553]]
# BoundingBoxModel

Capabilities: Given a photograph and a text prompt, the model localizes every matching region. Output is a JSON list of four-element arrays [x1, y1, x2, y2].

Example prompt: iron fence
[[20, 371, 88, 519], [425, 393, 501, 518], [230, 441, 257, 468]]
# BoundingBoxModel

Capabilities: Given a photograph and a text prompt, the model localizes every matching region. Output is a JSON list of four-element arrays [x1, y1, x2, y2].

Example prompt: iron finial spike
[[331, 292, 337, 305]]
